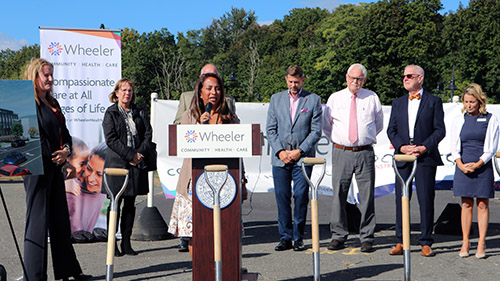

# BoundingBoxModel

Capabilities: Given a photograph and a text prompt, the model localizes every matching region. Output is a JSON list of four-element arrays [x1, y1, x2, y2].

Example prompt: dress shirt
[[408, 89, 423, 139], [289, 89, 302, 123], [323, 87, 383, 146], [450, 112, 500, 164]]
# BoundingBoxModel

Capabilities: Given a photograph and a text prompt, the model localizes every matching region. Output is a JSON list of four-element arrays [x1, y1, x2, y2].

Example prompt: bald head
[[200, 64, 219, 77]]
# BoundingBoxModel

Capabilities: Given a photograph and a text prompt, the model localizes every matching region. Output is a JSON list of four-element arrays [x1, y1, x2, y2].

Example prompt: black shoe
[[274, 239, 293, 251], [327, 239, 344, 250], [121, 238, 138, 256], [360, 241, 374, 253], [178, 238, 189, 252], [293, 239, 305, 251]]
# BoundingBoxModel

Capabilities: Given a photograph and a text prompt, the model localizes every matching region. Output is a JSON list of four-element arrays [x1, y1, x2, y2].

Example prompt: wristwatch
[[299, 149, 305, 157]]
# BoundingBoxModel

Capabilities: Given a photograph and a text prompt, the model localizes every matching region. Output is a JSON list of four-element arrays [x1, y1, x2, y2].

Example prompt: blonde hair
[[461, 83, 487, 115], [23, 58, 55, 106], [109, 78, 136, 104]]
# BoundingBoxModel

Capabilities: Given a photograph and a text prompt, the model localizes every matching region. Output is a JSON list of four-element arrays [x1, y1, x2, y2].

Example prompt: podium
[[169, 123, 261, 281]]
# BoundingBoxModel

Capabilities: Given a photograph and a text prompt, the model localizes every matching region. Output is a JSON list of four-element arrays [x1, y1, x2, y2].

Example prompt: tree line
[[1, 0, 500, 113]]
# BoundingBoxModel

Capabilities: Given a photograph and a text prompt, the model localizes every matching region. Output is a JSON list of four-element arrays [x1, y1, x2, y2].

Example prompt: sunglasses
[[401, 74, 420, 80]]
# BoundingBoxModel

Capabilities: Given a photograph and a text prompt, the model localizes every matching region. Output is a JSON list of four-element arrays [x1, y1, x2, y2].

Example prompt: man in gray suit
[[266, 65, 323, 251], [173, 63, 236, 124]]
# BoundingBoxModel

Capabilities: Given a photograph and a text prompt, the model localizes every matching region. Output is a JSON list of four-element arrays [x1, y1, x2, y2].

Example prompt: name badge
[[477, 118, 487, 122]]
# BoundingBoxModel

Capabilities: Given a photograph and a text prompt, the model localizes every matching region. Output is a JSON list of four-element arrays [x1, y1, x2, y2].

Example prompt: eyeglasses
[[401, 74, 420, 80], [347, 74, 365, 82]]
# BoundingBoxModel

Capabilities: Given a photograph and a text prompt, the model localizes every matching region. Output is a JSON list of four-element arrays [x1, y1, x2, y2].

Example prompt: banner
[[154, 100, 500, 201], [40, 27, 121, 236]]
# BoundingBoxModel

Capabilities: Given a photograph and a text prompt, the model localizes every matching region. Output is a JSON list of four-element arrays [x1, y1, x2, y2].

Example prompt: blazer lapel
[[414, 91, 427, 125], [292, 91, 307, 126]]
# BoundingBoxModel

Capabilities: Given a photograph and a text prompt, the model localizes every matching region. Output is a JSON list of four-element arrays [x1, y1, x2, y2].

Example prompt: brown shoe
[[389, 243, 403, 255], [421, 245, 435, 257]]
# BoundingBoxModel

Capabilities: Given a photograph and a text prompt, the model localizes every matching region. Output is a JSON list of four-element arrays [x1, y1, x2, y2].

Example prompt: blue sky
[[1, 0, 463, 51]]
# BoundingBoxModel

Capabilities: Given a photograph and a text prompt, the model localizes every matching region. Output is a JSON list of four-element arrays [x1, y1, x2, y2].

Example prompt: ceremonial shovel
[[204, 164, 229, 281], [392, 154, 417, 281], [302, 157, 326, 281], [103, 168, 129, 281]]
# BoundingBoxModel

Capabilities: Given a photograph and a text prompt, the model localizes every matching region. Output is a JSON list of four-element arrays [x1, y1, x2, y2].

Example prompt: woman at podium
[[168, 73, 238, 256]]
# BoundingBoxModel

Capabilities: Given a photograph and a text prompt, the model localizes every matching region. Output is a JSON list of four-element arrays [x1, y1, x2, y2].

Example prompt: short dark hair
[[286, 65, 304, 78]]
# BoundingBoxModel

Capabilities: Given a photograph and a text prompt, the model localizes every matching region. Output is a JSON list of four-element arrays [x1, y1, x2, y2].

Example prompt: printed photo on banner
[[0, 80, 44, 178]]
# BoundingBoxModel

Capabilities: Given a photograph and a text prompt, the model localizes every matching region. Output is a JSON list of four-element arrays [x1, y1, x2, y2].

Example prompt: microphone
[[204, 102, 213, 124]]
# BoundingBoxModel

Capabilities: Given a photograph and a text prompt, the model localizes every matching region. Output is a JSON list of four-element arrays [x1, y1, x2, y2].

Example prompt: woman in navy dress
[[451, 83, 499, 259]]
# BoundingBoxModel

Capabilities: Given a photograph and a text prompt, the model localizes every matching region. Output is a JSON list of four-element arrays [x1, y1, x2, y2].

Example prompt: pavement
[[1, 175, 500, 283]]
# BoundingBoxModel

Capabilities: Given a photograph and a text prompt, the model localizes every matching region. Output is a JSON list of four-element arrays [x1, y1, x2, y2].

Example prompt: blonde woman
[[450, 83, 499, 259], [23, 58, 91, 280]]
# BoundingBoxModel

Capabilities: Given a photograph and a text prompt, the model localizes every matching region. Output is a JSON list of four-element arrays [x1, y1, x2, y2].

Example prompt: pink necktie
[[348, 93, 358, 144]]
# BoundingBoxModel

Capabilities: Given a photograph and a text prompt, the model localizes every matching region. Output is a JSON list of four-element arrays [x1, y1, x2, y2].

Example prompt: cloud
[[0, 32, 29, 51], [300, 0, 345, 10], [258, 20, 274, 26]]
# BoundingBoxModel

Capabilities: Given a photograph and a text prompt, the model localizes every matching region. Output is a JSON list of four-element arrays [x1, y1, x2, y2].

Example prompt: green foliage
[[3, 1, 500, 109], [11, 121, 23, 137], [0, 44, 40, 79]]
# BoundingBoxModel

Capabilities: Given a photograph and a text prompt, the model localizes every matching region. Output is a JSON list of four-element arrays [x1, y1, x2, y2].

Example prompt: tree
[[28, 126, 39, 137], [11, 122, 23, 137], [0, 44, 40, 79], [441, 0, 500, 103]]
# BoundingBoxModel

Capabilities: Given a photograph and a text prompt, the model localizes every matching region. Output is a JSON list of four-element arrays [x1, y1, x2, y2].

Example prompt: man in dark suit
[[266, 65, 322, 251], [387, 65, 446, 257]]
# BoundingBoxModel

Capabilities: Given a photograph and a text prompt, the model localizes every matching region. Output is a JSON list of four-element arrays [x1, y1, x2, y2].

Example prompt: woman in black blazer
[[22, 58, 91, 281], [102, 79, 152, 256]]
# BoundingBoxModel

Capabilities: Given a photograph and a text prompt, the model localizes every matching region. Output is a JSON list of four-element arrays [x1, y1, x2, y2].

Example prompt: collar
[[288, 88, 303, 100], [409, 89, 423, 99]]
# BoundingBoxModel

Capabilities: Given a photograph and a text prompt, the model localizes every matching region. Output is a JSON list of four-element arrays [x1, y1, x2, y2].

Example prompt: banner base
[[131, 206, 174, 241]]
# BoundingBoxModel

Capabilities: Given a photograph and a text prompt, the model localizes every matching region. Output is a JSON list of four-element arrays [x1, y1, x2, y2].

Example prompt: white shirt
[[450, 112, 500, 164], [407, 89, 423, 139], [322, 87, 384, 146]]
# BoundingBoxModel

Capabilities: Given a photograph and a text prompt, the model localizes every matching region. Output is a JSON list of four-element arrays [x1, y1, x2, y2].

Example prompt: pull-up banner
[[40, 27, 122, 235], [40, 27, 121, 146]]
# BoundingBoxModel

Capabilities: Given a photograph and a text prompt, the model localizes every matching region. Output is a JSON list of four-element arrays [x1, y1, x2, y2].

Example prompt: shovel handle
[[496, 152, 500, 158], [205, 165, 228, 172], [402, 196, 411, 250], [394, 154, 417, 162], [105, 168, 129, 176], [303, 157, 325, 165], [106, 210, 118, 265], [311, 198, 320, 253]]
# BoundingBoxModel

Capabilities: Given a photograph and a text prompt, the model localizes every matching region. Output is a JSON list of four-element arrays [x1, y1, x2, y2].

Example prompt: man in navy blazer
[[266, 65, 322, 251], [387, 65, 446, 257]]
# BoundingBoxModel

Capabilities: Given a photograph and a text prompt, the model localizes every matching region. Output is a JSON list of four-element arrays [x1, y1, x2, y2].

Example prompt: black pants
[[394, 164, 437, 246], [107, 196, 136, 241], [23, 158, 82, 280]]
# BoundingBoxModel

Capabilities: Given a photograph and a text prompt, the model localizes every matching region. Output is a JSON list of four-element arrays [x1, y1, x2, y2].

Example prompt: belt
[[333, 144, 371, 152]]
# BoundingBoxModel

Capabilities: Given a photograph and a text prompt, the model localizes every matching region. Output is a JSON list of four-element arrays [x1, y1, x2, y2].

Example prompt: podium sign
[[176, 124, 253, 158], [169, 124, 261, 281]]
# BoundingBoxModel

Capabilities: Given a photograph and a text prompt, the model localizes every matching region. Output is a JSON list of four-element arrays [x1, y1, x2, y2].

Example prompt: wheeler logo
[[47, 42, 115, 56], [48, 42, 63, 56], [184, 130, 198, 143]]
